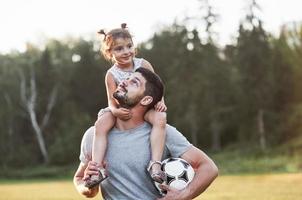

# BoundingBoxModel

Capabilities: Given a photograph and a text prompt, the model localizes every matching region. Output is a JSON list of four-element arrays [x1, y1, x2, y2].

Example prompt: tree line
[[1, 1, 302, 167]]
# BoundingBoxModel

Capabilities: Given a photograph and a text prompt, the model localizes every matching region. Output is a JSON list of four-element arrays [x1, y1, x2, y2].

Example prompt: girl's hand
[[112, 107, 132, 120], [155, 101, 167, 112], [83, 161, 99, 181]]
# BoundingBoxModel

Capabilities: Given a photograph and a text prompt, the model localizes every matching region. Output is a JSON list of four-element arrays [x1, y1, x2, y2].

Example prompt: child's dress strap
[[107, 58, 143, 85]]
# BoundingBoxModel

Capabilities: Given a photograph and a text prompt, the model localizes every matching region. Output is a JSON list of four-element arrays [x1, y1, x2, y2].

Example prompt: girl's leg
[[92, 110, 115, 167], [144, 109, 167, 182], [86, 109, 115, 188]]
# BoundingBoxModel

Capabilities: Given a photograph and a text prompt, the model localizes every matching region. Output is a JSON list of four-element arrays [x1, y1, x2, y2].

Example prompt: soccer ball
[[154, 157, 195, 196]]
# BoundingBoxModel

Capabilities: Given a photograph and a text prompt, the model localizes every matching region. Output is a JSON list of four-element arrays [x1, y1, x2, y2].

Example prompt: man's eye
[[131, 80, 138, 85]]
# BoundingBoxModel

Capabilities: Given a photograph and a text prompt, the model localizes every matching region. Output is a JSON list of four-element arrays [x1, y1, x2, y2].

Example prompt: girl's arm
[[105, 72, 118, 111], [105, 72, 131, 120]]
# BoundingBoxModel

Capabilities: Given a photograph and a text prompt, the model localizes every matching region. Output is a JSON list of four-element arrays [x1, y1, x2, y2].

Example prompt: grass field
[[0, 173, 301, 200]]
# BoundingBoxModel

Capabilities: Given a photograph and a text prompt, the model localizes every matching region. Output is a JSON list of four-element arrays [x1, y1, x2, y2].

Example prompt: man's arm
[[73, 162, 100, 198], [159, 146, 218, 200]]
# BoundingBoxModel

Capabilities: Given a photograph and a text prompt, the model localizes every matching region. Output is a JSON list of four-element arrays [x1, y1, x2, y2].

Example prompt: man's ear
[[140, 96, 153, 106]]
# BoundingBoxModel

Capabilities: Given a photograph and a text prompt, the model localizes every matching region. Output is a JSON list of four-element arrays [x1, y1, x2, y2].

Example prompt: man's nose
[[120, 81, 127, 87]]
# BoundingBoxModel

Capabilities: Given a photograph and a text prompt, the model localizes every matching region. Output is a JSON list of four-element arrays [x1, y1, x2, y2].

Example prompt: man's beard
[[113, 91, 142, 109]]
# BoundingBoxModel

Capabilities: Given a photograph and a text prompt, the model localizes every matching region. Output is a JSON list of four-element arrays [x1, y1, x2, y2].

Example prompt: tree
[[184, 0, 234, 150], [271, 23, 302, 141], [18, 45, 59, 164], [232, 0, 273, 150]]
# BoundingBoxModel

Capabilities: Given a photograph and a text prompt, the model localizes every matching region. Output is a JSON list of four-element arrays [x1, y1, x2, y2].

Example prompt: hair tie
[[121, 23, 127, 29], [97, 29, 107, 40]]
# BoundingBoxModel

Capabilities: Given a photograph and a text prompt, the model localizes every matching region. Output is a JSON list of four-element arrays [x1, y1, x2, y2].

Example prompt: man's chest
[[106, 132, 152, 170]]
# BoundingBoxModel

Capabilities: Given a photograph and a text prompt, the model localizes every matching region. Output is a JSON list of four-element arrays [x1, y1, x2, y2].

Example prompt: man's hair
[[135, 68, 164, 109]]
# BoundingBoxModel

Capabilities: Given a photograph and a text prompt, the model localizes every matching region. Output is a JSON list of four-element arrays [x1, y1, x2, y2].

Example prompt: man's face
[[113, 72, 146, 108]]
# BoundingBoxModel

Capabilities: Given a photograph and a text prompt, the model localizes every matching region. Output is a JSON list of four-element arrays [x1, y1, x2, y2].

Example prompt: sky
[[0, 0, 302, 53]]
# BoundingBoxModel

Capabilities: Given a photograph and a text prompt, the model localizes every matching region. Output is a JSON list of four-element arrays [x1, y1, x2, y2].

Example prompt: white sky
[[0, 0, 301, 53]]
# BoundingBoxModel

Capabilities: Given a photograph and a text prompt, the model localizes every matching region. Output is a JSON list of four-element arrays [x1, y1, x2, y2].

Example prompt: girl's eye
[[127, 44, 133, 49], [114, 46, 123, 51]]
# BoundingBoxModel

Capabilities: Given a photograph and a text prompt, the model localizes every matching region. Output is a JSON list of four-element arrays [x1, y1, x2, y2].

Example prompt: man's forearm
[[179, 147, 218, 199], [73, 163, 99, 198], [73, 176, 99, 198], [183, 160, 218, 199]]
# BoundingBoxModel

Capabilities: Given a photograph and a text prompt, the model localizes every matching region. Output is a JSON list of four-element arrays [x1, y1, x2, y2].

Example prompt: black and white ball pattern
[[154, 157, 195, 196]]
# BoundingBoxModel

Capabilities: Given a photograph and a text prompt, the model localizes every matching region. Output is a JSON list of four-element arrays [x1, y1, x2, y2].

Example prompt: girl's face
[[110, 38, 135, 67]]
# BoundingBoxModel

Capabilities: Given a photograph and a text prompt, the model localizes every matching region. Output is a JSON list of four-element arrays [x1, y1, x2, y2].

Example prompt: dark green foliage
[[0, 14, 302, 173], [0, 38, 109, 168]]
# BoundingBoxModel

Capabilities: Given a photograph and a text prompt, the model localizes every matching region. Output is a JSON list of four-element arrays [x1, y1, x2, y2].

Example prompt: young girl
[[84, 23, 167, 188]]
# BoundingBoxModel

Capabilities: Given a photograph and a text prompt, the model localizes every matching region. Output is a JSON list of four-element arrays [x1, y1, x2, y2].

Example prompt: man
[[74, 68, 218, 200]]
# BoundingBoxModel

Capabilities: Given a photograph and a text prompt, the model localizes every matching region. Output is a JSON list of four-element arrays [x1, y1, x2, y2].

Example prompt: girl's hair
[[98, 23, 133, 61]]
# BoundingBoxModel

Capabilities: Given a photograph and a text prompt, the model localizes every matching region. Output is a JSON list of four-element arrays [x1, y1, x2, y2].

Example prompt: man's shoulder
[[166, 124, 179, 134], [164, 124, 192, 158], [81, 123, 182, 141], [82, 126, 95, 143], [165, 124, 188, 141]]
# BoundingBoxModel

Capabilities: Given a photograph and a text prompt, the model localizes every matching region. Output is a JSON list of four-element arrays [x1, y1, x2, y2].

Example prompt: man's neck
[[115, 106, 147, 131]]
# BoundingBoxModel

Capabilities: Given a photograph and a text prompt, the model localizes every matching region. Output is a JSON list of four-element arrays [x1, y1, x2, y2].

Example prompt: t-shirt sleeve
[[165, 125, 192, 157], [79, 126, 94, 164]]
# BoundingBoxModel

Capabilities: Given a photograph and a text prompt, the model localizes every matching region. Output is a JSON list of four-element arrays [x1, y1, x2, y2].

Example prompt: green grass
[[203, 173, 302, 200], [210, 143, 302, 174], [0, 179, 86, 200], [1, 141, 301, 199], [0, 173, 301, 200], [211, 150, 301, 174], [0, 165, 75, 180]]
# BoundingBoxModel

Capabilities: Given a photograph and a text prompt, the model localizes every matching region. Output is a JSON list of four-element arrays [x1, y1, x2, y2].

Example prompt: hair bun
[[97, 29, 106, 35], [121, 23, 127, 29]]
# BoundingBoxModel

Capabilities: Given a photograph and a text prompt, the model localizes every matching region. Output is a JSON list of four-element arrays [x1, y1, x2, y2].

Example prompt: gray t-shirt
[[79, 122, 192, 200]]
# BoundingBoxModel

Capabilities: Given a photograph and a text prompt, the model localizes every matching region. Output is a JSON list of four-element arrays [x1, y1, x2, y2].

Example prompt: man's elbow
[[73, 178, 98, 198], [82, 191, 98, 198], [78, 186, 99, 198], [209, 160, 219, 180]]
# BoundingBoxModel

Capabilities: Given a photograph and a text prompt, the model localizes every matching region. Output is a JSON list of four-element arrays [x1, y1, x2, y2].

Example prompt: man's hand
[[73, 162, 100, 198], [83, 161, 108, 182], [112, 107, 132, 120], [157, 185, 191, 200], [154, 101, 167, 112]]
